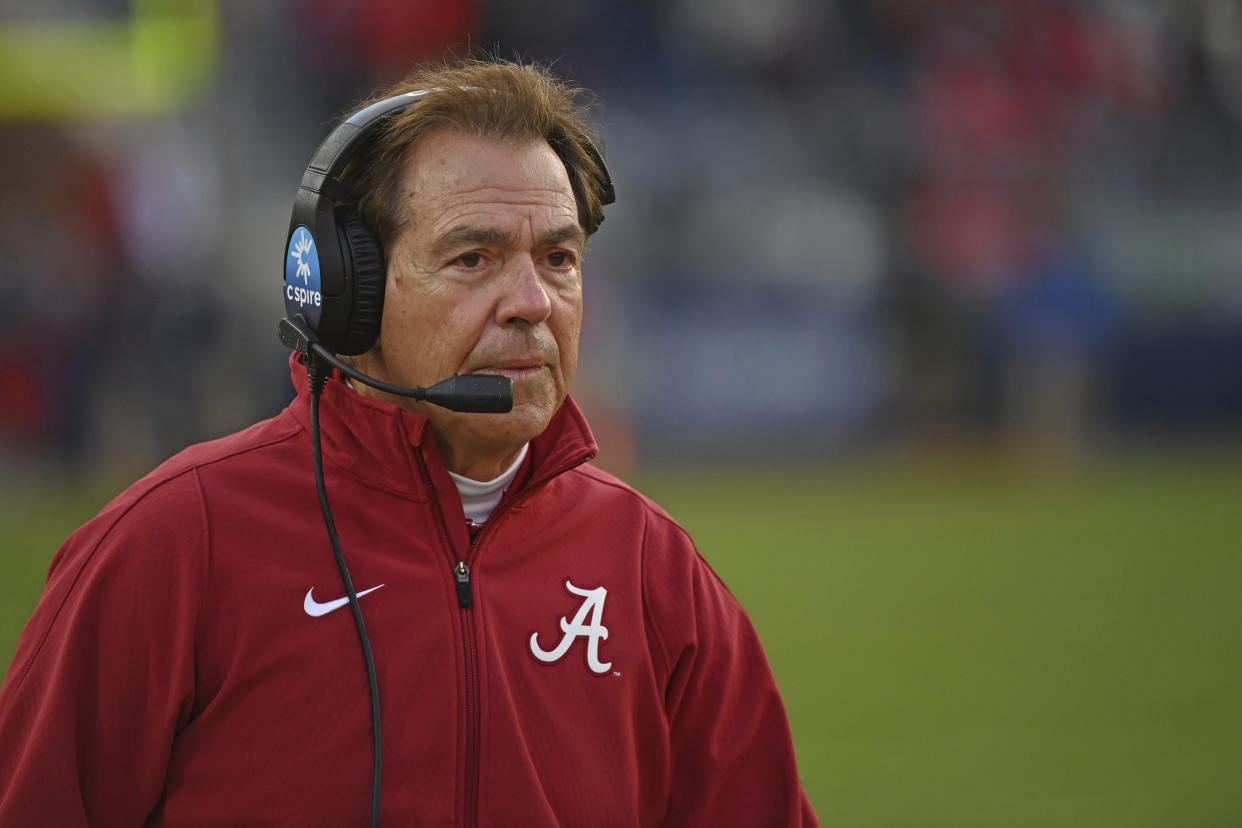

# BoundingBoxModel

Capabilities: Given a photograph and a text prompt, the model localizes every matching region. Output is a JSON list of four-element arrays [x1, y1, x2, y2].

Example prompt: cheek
[[553, 292, 583, 383], [379, 281, 431, 347], [379, 279, 472, 369]]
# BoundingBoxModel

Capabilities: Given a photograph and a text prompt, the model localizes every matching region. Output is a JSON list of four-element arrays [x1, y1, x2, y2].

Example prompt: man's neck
[[448, 444, 529, 524], [437, 438, 526, 482]]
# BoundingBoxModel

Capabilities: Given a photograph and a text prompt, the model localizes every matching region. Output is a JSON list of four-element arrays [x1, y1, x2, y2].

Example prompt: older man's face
[[356, 128, 585, 479]]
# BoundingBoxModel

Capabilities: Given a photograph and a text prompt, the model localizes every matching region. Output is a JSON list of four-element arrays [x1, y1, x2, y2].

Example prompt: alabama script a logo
[[529, 580, 611, 674]]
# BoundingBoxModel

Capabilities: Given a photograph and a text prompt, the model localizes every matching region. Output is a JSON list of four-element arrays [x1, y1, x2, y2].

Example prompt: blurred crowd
[[1, 0, 1240, 479]]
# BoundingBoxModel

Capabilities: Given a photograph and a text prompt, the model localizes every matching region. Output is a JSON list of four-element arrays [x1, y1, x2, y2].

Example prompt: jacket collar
[[285, 354, 598, 501]]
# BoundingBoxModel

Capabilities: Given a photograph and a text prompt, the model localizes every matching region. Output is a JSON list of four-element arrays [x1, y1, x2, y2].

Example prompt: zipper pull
[[454, 560, 473, 609]]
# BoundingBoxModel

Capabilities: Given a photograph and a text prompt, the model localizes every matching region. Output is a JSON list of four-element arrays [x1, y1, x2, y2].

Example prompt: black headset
[[282, 89, 615, 356]]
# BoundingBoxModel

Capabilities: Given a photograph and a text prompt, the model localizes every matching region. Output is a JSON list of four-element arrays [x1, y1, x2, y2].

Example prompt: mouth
[[470, 361, 547, 379]]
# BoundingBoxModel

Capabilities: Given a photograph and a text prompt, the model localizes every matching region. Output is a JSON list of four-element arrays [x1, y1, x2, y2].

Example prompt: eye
[[546, 250, 576, 268], [456, 252, 484, 268]]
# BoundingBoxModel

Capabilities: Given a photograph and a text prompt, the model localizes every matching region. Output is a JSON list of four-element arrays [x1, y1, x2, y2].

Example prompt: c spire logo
[[530, 580, 612, 674], [292, 232, 314, 283], [284, 225, 323, 325]]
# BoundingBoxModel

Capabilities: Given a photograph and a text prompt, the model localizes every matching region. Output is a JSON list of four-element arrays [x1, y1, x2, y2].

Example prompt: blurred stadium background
[[2, 1, 1241, 824]]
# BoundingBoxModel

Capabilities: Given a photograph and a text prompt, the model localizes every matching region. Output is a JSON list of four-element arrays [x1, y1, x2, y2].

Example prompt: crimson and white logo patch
[[529, 580, 611, 674]]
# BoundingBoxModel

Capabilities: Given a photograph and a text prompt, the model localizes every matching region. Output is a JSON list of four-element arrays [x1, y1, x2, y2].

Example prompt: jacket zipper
[[422, 448, 593, 828], [454, 559, 473, 608], [456, 530, 481, 828]]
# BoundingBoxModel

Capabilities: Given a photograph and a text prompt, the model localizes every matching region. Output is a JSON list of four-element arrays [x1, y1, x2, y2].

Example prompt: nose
[[495, 254, 552, 327]]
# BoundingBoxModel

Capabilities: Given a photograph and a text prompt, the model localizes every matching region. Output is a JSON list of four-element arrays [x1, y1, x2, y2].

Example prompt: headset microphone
[[420, 374, 513, 413]]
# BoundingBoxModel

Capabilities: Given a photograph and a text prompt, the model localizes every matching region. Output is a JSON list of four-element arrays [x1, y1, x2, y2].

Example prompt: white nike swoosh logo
[[304, 584, 386, 617]]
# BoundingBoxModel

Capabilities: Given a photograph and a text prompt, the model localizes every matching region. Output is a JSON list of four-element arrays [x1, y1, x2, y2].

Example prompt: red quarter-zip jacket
[[0, 357, 818, 826]]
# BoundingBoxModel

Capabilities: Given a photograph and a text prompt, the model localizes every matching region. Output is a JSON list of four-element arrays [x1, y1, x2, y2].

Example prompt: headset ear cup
[[336, 209, 387, 355]]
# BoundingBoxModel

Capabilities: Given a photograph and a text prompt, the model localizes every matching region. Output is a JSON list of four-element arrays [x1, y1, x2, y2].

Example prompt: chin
[[494, 398, 557, 440]]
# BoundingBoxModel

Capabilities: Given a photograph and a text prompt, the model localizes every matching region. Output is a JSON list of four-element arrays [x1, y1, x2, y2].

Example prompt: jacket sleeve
[[643, 512, 819, 827], [0, 472, 206, 828]]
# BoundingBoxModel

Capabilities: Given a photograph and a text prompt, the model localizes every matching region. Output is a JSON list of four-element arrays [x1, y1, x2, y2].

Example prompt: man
[[0, 58, 818, 826]]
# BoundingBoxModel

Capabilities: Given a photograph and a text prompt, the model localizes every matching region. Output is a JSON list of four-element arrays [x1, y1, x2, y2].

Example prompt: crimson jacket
[[0, 357, 818, 827]]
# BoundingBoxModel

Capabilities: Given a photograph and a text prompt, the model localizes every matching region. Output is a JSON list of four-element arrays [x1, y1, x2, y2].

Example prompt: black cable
[[307, 355, 383, 828]]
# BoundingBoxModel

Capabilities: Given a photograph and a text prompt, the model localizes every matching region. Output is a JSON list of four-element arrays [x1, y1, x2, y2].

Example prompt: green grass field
[[4, 450, 1241, 826]]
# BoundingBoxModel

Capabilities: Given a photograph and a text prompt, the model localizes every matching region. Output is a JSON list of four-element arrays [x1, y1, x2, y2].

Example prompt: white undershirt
[[448, 443, 529, 524]]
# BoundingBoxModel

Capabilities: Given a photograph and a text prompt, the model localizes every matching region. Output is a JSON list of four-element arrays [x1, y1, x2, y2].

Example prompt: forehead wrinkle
[[431, 225, 515, 258], [425, 186, 578, 213], [449, 178, 572, 194], [428, 220, 584, 260], [413, 183, 576, 222]]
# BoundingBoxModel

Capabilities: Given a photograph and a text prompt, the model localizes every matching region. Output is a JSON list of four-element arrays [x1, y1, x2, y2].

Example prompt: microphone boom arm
[[278, 316, 514, 413]]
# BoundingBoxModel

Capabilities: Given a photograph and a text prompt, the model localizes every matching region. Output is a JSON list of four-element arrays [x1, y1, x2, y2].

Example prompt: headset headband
[[298, 91, 435, 202]]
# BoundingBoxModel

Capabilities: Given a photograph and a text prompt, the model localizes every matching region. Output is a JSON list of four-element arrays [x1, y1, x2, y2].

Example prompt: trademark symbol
[[613, 671, 621, 677]]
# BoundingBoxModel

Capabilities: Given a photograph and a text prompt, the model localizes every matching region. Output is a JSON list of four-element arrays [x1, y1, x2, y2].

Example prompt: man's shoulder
[[144, 407, 304, 488], [562, 463, 691, 542], [72, 410, 304, 548]]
